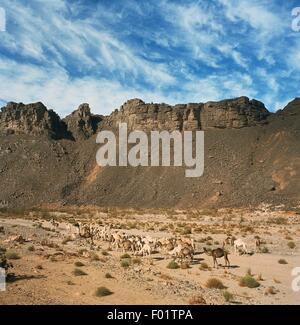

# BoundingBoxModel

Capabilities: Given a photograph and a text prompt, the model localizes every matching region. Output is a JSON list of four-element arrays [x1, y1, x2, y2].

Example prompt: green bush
[[239, 274, 260, 288], [167, 260, 180, 269], [223, 290, 234, 302], [6, 251, 21, 260]]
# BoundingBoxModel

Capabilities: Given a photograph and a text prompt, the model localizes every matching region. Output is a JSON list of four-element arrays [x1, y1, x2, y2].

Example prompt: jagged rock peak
[[63, 103, 102, 140], [0, 101, 68, 139]]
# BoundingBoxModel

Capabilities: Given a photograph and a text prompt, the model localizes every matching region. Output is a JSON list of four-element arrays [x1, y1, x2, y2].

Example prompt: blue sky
[[0, 0, 300, 116]]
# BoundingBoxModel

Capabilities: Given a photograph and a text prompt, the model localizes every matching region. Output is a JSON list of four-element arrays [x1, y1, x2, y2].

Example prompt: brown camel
[[203, 247, 230, 269]]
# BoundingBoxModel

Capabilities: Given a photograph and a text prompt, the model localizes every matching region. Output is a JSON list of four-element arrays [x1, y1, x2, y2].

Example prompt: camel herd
[[50, 218, 260, 268]]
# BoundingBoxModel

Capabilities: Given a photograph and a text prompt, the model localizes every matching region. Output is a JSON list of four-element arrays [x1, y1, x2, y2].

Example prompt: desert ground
[[0, 205, 300, 305]]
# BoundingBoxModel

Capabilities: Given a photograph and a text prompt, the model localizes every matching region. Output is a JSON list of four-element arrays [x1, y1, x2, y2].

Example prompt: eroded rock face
[[0, 97, 270, 141], [282, 98, 300, 115], [200, 97, 270, 129], [0, 102, 68, 138], [103, 96, 270, 132], [63, 103, 102, 140]]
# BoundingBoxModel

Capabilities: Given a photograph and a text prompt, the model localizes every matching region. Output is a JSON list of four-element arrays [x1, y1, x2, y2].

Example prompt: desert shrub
[[159, 269, 173, 278], [90, 252, 100, 261], [278, 259, 288, 264], [27, 245, 35, 252], [223, 290, 234, 302], [49, 256, 57, 262], [73, 268, 87, 276], [239, 275, 260, 288], [67, 280, 75, 285], [105, 273, 113, 279], [6, 251, 21, 260], [265, 286, 277, 295], [268, 217, 286, 225], [102, 250, 109, 256], [167, 260, 180, 269], [206, 278, 225, 289], [132, 258, 141, 265], [189, 295, 207, 305], [120, 253, 131, 259], [121, 259, 131, 268], [199, 262, 209, 271], [287, 241, 296, 249], [261, 246, 269, 253], [181, 227, 192, 235], [180, 262, 190, 269], [0, 247, 13, 270], [95, 286, 113, 297], [74, 261, 85, 267]]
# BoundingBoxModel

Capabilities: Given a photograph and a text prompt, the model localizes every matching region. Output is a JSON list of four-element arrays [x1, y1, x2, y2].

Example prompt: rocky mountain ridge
[[0, 96, 273, 139], [0, 96, 299, 210]]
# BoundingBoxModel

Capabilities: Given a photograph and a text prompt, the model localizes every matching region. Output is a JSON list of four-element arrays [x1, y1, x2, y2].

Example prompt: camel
[[223, 236, 235, 247], [233, 238, 248, 254], [203, 247, 230, 268], [255, 238, 261, 252], [121, 239, 135, 253]]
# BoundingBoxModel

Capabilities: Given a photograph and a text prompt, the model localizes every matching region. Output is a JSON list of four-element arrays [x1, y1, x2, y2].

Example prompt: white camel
[[233, 238, 248, 254]]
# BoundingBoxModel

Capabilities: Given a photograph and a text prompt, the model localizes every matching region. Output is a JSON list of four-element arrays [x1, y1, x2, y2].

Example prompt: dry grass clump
[[95, 286, 113, 297], [120, 253, 131, 259], [206, 278, 225, 289], [73, 268, 88, 276], [287, 241, 296, 249], [27, 245, 35, 252], [180, 262, 190, 269], [189, 295, 207, 305], [90, 252, 100, 261], [121, 259, 131, 268], [132, 257, 142, 265], [167, 260, 180, 269], [265, 286, 277, 295], [105, 273, 114, 279], [278, 259, 288, 264], [160, 273, 172, 281], [74, 261, 85, 267], [6, 251, 21, 260], [199, 262, 210, 271], [223, 290, 234, 302]]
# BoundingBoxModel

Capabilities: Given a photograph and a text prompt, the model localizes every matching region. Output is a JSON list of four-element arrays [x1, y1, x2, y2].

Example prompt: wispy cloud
[[0, 0, 299, 115]]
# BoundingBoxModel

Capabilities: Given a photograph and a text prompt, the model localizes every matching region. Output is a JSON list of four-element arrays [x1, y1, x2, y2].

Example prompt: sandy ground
[[0, 206, 300, 305]]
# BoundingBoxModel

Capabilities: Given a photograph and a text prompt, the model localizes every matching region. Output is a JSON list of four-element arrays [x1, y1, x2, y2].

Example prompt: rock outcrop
[[282, 98, 300, 115], [0, 96, 299, 210], [0, 102, 69, 139], [63, 103, 102, 140], [103, 96, 270, 132]]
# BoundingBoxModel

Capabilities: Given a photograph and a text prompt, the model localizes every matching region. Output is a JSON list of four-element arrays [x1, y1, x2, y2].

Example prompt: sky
[[0, 0, 300, 116]]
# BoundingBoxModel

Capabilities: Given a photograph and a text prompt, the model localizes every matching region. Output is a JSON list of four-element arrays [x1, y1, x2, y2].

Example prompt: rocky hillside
[[103, 96, 270, 131], [0, 97, 299, 210]]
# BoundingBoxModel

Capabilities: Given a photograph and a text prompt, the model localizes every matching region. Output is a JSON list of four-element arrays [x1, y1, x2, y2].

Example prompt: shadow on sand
[[7, 273, 47, 283]]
